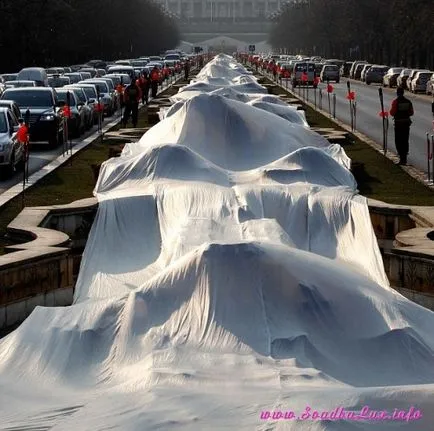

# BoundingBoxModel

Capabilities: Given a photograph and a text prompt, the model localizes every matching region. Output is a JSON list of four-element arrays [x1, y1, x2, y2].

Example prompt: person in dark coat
[[122, 80, 142, 128], [390, 87, 414, 165]]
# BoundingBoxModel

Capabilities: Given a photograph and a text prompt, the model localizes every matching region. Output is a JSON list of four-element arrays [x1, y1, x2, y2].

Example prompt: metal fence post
[[333, 93, 336, 118]]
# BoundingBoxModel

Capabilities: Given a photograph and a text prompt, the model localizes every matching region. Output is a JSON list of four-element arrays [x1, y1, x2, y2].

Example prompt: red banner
[[327, 84, 334, 93], [346, 91, 356, 100], [17, 124, 29, 144]]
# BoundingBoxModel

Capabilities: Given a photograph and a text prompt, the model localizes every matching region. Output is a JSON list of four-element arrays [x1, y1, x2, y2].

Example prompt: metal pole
[[333, 93, 336, 118], [379, 88, 386, 154], [314, 86, 317, 109], [353, 101, 357, 130], [319, 89, 322, 110], [347, 81, 354, 131], [427, 133, 431, 183], [432, 135, 434, 184]]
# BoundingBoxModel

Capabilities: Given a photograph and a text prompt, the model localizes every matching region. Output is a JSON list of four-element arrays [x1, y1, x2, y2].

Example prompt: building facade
[[159, 0, 282, 20]]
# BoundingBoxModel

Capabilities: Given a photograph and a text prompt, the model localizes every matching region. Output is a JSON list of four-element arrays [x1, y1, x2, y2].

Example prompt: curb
[[0, 77, 183, 209], [259, 72, 434, 191]]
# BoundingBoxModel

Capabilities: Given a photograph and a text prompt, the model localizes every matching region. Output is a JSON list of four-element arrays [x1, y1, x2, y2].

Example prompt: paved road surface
[[298, 79, 434, 174]]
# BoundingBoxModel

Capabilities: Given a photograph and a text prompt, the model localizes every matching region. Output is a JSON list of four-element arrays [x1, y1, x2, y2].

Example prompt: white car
[[0, 107, 24, 178], [410, 71, 433, 93]]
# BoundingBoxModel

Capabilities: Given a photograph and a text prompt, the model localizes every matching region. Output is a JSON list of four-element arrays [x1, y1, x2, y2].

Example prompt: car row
[[0, 50, 200, 178]]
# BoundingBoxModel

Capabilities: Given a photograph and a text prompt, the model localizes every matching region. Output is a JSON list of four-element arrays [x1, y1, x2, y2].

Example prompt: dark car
[[340, 62, 352, 77], [365, 65, 389, 85], [1, 87, 63, 147]]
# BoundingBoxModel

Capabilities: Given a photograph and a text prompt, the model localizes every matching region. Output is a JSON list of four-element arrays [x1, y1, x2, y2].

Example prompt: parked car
[[314, 63, 324, 76], [4, 80, 37, 88], [405, 69, 422, 90], [354, 63, 368, 80], [397, 68, 411, 88], [349, 61, 368, 79], [410, 71, 433, 93], [95, 68, 106, 77], [0, 74, 18, 83], [0, 107, 24, 177], [79, 67, 98, 78], [81, 79, 115, 116], [383, 67, 403, 87], [292, 62, 316, 87], [0, 87, 63, 147], [79, 71, 92, 80], [46, 67, 65, 75], [47, 75, 70, 88], [55, 89, 86, 138], [365, 65, 388, 85], [63, 73, 83, 84], [426, 73, 434, 95], [70, 83, 100, 124], [0, 100, 22, 121], [360, 64, 372, 82], [63, 85, 93, 130], [16, 67, 48, 87], [340, 62, 352, 77], [105, 73, 131, 86], [320, 64, 340, 82], [106, 65, 135, 80]]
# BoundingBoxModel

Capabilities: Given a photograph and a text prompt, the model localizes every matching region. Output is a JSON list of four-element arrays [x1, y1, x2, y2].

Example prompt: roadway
[[294, 78, 434, 174]]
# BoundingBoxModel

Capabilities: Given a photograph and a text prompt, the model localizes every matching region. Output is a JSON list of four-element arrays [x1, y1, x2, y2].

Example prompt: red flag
[[63, 105, 71, 118], [301, 72, 308, 82], [96, 102, 104, 113], [327, 84, 334, 93], [378, 111, 389, 118], [16, 124, 29, 144], [313, 76, 320, 85], [346, 91, 356, 100]]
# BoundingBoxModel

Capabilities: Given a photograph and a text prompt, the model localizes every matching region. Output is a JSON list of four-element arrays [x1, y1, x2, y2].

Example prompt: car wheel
[[366, 81, 370, 85], [336, 79, 339, 84]]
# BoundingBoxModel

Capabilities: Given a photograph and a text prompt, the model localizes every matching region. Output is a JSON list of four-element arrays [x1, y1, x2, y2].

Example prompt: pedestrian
[[389, 87, 414, 165], [184, 59, 190, 81], [122, 79, 142, 128], [137, 73, 148, 105], [150, 66, 160, 99], [143, 70, 150, 104]]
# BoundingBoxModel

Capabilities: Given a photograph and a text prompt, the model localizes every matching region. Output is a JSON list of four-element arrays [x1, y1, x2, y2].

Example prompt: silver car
[[410, 71, 433, 93], [320, 65, 340, 83], [0, 107, 24, 177]]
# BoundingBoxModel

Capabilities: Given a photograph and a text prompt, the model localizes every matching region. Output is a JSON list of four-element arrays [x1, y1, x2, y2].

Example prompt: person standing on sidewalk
[[184, 59, 190, 81], [390, 87, 414, 165], [122, 80, 142, 128], [150, 66, 160, 99]]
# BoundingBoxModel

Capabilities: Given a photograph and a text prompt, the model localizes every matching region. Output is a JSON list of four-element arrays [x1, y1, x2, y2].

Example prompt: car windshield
[[0, 113, 7, 133], [56, 91, 77, 106], [326, 66, 338, 70], [2, 90, 53, 107], [88, 82, 108, 93], [102, 79, 114, 90], [107, 76, 121, 86], [70, 88, 86, 102], [81, 87, 97, 99]]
